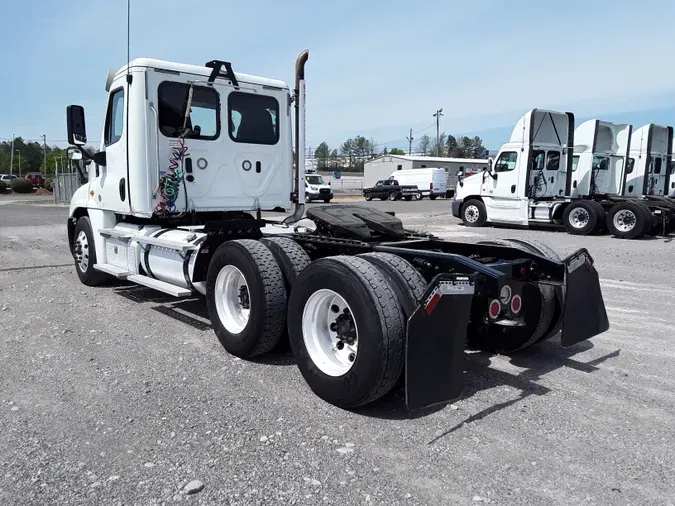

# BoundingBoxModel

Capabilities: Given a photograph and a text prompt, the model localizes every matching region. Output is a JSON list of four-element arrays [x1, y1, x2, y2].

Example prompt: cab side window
[[494, 151, 518, 172], [104, 88, 125, 146], [228, 92, 279, 145]]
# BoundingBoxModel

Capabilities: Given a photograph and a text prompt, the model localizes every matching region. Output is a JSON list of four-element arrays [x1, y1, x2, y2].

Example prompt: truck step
[[94, 263, 130, 278], [126, 274, 192, 297], [135, 235, 200, 253], [99, 228, 133, 241]]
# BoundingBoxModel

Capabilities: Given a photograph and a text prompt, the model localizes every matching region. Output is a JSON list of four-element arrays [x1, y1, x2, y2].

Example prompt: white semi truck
[[453, 109, 675, 239], [64, 53, 610, 410]]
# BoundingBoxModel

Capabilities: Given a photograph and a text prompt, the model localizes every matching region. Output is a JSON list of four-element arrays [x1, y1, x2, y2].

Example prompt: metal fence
[[54, 172, 82, 203]]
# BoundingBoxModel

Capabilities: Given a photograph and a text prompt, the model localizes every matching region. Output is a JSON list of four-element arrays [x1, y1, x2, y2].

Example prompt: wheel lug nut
[[330, 322, 337, 331], [336, 342, 344, 350]]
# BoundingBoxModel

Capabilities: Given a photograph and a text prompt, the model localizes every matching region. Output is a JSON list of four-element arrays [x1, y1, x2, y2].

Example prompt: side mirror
[[488, 158, 494, 172], [456, 169, 465, 187], [67, 147, 83, 161], [66, 105, 87, 146]]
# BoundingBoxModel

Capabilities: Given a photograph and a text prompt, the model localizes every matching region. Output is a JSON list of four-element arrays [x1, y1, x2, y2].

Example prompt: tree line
[[0, 137, 79, 176], [312, 133, 486, 171]]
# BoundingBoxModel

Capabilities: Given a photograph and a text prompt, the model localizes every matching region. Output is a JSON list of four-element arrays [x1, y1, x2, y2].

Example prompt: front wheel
[[364, 192, 372, 201], [388, 192, 398, 201], [287, 256, 405, 408], [323, 198, 331, 203], [461, 199, 487, 227], [305, 195, 312, 203], [429, 195, 438, 200], [72, 216, 108, 286]]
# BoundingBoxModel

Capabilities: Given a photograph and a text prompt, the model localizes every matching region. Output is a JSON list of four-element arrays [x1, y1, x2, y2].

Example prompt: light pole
[[433, 109, 444, 157], [16, 150, 21, 176]]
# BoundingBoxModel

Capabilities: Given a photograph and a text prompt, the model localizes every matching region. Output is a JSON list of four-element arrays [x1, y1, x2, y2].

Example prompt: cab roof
[[115, 58, 290, 90]]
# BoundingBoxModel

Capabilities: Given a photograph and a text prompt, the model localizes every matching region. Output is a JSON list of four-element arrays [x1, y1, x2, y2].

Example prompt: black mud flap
[[560, 248, 610, 347], [405, 274, 475, 411]]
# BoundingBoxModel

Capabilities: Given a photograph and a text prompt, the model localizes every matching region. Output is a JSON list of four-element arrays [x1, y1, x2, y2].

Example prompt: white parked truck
[[388, 167, 447, 200], [65, 54, 610, 410], [453, 109, 675, 239]]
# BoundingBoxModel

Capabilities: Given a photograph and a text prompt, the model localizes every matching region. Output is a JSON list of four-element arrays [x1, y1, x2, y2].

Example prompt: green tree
[[471, 136, 485, 158], [446, 135, 459, 157], [314, 142, 331, 169], [389, 148, 406, 155], [340, 138, 356, 168], [418, 135, 431, 155], [460, 136, 473, 158]]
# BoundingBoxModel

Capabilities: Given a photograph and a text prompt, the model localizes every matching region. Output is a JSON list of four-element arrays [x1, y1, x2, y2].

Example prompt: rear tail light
[[488, 299, 501, 319], [510, 294, 522, 314], [430, 182, 433, 190]]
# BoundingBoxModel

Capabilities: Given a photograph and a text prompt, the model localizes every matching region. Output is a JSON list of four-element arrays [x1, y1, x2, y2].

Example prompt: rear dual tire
[[606, 201, 653, 239], [288, 256, 406, 408], [562, 201, 605, 235]]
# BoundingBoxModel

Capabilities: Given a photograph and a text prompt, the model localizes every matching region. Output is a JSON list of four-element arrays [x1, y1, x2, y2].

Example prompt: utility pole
[[433, 108, 444, 157], [41, 135, 47, 176], [406, 128, 414, 155], [9, 134, 14, 175], [16, 150, 21, 176]]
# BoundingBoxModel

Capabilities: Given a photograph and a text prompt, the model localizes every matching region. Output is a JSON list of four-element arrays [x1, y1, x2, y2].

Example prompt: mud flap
[[560, 249, 610, 347], [405, 274, 475, 410]]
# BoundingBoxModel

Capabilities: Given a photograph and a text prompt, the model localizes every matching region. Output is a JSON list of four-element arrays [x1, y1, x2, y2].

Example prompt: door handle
[[511, 185, 516, 193]]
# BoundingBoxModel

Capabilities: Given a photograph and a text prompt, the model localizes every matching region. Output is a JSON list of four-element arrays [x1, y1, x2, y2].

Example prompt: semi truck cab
[[68, 58, 294, 221], [624, 124, 673, 197], [453, 109, 574, 227]]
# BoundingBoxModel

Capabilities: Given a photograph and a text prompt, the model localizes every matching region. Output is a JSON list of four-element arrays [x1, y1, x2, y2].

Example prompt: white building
[[363, 155, 489, 191]]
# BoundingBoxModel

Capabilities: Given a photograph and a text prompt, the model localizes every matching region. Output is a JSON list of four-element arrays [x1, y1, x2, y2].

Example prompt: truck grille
[[319, 188, 330, 194]]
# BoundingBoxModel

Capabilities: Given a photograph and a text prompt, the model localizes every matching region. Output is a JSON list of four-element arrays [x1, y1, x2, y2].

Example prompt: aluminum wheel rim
[[302, 289, 358, 377], [569, 207, 590, 229], [614, 209, 636, 232], [74, 230, 90, 272], [214, 265, 250, 334], [465, 205, 480, 223]]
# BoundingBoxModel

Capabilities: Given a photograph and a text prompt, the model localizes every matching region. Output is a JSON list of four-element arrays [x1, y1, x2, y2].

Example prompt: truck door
[[92, 84, 130, 214], [481, 150, 528, 225], [646, 156, 667, 195]]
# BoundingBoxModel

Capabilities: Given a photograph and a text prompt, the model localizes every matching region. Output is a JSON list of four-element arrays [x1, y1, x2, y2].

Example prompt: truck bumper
[[451, 199, 462, 218]]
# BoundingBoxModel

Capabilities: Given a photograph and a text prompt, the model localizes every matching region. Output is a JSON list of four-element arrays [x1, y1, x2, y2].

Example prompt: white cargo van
[[388, 167, 447, 200]]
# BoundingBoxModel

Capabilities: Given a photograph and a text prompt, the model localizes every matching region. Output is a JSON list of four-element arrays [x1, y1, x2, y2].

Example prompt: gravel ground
[[1, 202, 674, 506]]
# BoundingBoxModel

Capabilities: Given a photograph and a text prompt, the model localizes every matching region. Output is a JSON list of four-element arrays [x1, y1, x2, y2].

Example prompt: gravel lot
[[1, 201, 674, 506]]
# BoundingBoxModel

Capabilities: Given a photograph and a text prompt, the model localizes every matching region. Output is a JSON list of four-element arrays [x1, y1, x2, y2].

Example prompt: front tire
[[72, 216, 108, 286], [287, 256, 405, 408], [206, 239, 287, 358], [461, 199, 487, 227], [364, 192, 372, 201]]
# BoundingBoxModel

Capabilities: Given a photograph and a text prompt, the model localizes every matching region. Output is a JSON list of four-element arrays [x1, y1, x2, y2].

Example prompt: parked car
[[362, 179, 417, 201], [304, 174, 333, 203], [0, 174, 18, 191], [25, 172, 46, 188], [389, 167, 447, 200]]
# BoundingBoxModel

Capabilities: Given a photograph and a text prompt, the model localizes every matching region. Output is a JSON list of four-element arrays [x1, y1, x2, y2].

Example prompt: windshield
[[306, 175, 325, 185]]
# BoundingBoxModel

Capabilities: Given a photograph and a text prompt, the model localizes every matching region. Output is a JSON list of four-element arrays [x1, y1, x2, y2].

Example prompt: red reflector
[[520, 267, 527, 276], [488, 299, 501, 319], [425, 293, 441, 315], [430, 182, 433, 190], [511, 294, 522, 314]]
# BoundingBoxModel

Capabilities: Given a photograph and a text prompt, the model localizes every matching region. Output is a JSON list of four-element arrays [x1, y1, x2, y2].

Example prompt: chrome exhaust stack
[[284, 49, 309, 225]]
